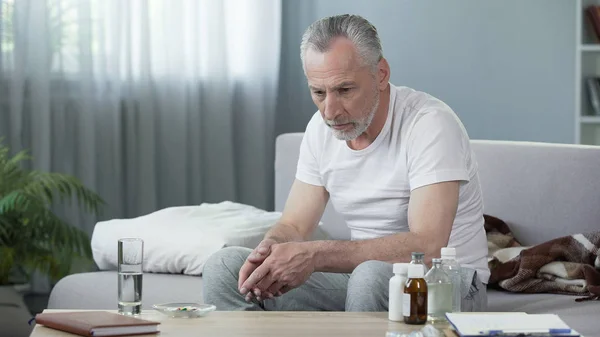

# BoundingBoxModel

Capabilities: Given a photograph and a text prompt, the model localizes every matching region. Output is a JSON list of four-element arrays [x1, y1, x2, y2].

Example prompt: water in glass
[[118, 238, 143, 315]]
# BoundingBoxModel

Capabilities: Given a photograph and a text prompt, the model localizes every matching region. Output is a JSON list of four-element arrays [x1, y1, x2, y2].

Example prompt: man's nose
[[323, 95, 342, 121]]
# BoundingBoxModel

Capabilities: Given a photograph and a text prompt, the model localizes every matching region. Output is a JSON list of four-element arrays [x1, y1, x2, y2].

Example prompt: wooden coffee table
[[30, 310, 447, 336]]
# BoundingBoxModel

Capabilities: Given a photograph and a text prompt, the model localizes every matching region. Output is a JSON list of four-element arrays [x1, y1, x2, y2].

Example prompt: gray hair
[[300, 14, 383, 72]]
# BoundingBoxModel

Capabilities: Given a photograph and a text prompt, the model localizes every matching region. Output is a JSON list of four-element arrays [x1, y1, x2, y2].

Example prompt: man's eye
[[340, 88, 351, 94], [313, 91, 324, 96]]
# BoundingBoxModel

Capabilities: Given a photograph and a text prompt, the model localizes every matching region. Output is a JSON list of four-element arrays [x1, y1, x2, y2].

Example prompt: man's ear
[[377, 58, 391, 90]]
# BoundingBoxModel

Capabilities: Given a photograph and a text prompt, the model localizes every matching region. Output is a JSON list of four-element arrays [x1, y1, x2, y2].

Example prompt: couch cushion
[[488, 289, 600, 337], [48, 271, 203, 310], [471, 140, 600, 246]]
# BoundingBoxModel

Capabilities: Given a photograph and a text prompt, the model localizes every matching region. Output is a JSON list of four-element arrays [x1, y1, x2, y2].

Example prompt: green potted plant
[[0, 139, 105, 288]]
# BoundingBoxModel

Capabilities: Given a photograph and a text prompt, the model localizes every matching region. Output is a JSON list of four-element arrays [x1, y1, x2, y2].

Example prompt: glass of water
[[118, 238, 144, 315]]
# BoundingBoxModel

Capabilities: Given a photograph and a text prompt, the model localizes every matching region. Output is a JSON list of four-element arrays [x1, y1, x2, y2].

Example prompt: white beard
[[328, 93, 380, 141]]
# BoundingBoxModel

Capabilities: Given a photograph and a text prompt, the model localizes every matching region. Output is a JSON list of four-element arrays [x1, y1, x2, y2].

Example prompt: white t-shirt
[[296, 83, 490, 284]]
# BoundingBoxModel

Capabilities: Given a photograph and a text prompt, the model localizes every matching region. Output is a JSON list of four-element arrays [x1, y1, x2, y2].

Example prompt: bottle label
[[402, 293, 411, 317]]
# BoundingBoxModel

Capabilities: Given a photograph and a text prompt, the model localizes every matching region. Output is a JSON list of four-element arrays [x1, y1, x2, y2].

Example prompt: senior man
[[202, 14, 489, 312]]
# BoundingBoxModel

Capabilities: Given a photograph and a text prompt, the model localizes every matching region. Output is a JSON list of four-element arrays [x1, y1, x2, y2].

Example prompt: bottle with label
[[410, 252, 429, 275], [388, 263, 409, 321], [425, 258, 453, 324], [441, 247, 462, 312], [403, 264, 427, 325]]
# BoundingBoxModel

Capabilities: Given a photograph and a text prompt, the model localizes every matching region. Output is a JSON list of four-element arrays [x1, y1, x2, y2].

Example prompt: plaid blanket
[[484, 214, 600, 301]]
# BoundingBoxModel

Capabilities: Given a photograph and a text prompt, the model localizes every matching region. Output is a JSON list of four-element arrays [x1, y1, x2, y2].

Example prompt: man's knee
[[203, 246, 252, 286], [349, 260, 391, 282], [346, 260, 392, 311], [202, 247, 259, 310]]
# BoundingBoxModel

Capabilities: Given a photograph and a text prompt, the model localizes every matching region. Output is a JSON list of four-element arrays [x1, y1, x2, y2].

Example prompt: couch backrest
[[274, 133, 600, 246]]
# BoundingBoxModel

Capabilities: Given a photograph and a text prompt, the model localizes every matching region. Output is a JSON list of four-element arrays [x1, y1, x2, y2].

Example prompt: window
[[0, 0, 259, 79]]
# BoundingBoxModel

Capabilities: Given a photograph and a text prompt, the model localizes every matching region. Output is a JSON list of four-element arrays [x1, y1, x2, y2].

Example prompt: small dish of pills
[[152, 302, 216, 318]]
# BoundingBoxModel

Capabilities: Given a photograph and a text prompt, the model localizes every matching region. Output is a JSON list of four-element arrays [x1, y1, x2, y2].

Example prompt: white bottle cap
[[441, 247, 456, 258], [393, 263, 409, 275], [407, 264, 424, 278]]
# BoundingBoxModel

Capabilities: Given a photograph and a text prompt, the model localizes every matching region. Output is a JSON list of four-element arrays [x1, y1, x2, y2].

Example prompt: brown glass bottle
[[403, 264, 428, 325]]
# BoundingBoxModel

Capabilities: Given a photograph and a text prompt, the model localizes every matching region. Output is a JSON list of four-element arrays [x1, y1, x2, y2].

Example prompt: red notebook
[[34, 311, 160, 336]]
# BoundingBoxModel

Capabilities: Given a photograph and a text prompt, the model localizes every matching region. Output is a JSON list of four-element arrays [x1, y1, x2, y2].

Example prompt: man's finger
[[252, 288, 264, 301], [240, 264, 270, 294], [246, 251, 267, 263], [238, 260, 259, 291], [266, 281, 286, 297], [247, 240, 275, 263], [257, 239, 274, 253], [255, 275, 277, 298], [257, 244, 270, 254]]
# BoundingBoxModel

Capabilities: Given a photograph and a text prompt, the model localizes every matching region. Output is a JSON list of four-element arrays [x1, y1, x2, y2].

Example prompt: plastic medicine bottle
[[388, 263, 409, 321]]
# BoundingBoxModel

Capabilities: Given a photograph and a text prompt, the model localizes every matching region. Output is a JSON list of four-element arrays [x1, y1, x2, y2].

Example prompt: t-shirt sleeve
[[295, 116, 324, 186], [406, 107, 470, 191]]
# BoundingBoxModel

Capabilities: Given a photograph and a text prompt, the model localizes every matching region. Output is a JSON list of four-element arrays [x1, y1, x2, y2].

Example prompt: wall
[[277, 0, 576, 143]]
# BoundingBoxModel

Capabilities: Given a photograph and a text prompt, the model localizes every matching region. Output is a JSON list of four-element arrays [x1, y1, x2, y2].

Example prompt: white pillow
[[91, 201, 330, 275]]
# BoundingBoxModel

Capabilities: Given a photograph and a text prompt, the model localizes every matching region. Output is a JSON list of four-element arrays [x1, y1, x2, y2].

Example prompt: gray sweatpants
[[202, 246, 487, 312]]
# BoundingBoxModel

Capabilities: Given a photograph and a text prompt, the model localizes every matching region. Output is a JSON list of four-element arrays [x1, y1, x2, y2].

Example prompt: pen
[[480, 329, 573, 336]]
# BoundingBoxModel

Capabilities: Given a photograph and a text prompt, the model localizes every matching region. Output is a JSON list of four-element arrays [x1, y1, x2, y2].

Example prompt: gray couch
[[48, 133, 600, 336]]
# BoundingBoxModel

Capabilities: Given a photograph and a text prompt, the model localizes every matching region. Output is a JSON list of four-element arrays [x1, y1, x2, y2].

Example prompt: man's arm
[[238, 178, 328, 297], [263, 179, 329, 244], [239, 180, 460, 296], [307, 180, 459, 273]]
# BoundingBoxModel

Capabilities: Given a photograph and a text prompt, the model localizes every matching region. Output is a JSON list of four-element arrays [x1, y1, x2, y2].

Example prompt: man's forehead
[[304, 43, 365, 89], [304, 38, 362, 73], [305, 63, 360, 89]]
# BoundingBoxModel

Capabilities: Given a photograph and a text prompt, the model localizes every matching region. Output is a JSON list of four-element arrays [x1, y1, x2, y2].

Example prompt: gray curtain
[[0, 0, 281, 292]]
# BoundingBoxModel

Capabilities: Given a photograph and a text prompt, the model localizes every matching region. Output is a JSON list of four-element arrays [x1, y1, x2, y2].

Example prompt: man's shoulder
[[391, 84, 451, 115], [389, 84, 462, 137]]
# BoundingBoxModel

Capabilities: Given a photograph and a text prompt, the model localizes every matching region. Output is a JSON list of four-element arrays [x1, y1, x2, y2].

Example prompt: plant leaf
[[0, 215, 11, 245], [0, 140, 104, 284], [24, 171, 105, 215]]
